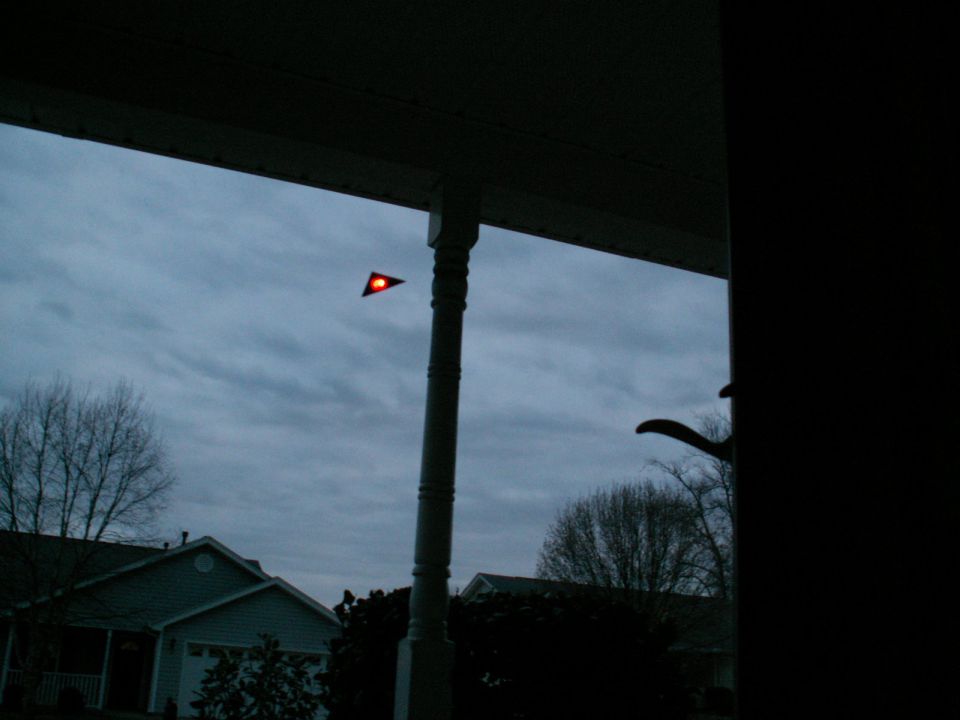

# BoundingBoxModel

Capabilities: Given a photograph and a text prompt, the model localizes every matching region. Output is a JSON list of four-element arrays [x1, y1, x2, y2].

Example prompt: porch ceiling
[[0, 2, 726, 276]]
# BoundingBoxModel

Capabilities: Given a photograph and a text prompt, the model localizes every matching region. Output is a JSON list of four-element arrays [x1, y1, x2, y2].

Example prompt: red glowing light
[[362, 272, 405, 296]]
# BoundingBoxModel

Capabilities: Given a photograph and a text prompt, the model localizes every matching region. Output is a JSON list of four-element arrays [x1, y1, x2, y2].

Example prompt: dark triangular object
[[362, 272, 405, 296]]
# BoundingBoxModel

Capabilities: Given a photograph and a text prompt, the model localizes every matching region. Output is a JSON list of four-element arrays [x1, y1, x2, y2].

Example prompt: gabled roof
[[461, 572, 733, 654], [74, 535, 271, 590], [151, 577, 340, 629], [0, 530, 164, 609], [461, 573, 595, 601], [2, 531, 269, 614], [3, 531, 339, 634]]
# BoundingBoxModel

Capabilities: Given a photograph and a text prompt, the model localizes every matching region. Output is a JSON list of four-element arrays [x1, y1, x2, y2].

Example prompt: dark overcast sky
[[0, 123, 729, 609]]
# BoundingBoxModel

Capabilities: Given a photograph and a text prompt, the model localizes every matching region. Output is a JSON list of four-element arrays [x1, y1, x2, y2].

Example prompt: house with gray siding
[[0, 531, 340, 716]]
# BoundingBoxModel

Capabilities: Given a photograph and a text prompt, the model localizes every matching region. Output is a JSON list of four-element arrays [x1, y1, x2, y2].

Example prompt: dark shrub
[[191, 634, 323, 720], [163, 697, 179, 720], [1, 683, 24, 710], [57, 686, 85, 714], [318, 588, 687, 720], [704, 686, 734, 715]]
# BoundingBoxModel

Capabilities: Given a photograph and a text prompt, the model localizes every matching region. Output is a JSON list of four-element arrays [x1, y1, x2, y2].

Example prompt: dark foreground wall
[[723, 4, 956, 717]]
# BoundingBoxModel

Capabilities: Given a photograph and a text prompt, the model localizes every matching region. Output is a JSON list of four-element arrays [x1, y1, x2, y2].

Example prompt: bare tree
[[537, 412, 734, 610], [651, 412, 734, 600], [536, 479, 705, 616], [0, 378, 175, 715]]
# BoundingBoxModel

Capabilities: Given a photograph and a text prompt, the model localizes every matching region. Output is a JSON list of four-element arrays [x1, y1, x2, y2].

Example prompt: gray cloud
[[0, 124, 729, 608], [37, 299, 74, 322]]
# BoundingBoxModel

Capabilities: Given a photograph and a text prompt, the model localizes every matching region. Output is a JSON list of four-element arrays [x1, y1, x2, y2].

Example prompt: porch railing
[[3, 669, 103, 708]]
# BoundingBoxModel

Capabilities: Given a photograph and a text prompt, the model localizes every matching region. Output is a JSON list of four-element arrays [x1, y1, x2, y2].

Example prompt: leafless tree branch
[[0, 377, 175, 716]]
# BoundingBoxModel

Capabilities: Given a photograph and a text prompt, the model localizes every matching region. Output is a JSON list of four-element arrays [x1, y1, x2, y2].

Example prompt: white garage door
[[177, 644, 327, 717], [178, 644, 241, 717]]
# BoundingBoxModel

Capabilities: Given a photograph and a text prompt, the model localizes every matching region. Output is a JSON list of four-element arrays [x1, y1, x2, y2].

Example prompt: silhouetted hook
[[635, 420, 733, 462], [635, 384, 734, 462]]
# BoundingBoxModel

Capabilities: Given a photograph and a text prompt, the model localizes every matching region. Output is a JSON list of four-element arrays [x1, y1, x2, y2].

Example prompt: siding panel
[[154, 585, 340, 711], [67, 548, 263, 630]]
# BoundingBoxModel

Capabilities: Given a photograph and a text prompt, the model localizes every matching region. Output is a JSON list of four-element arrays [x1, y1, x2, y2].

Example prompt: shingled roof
[[461, 573, 732, 654], [0, 531, 265, 613], [0, 530, 164, 609]]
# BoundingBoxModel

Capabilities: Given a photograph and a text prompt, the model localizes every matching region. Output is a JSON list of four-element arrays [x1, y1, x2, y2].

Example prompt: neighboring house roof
[[0, 530, 164, 609], [461, 573, 597, 600], [1, 530, 340, 715], [1, 531, 270, 615], [68, 535, 271, 594], [461, 572, 733, 654], [151, 578, 340, 629]]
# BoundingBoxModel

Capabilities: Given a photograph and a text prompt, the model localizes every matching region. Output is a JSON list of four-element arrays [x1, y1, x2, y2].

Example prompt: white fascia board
[[269, 577, 340, 626], [460, 574, 495, 602]]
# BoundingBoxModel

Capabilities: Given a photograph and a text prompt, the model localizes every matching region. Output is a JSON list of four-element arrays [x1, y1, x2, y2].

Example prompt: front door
[[105, 632, 154, 711]]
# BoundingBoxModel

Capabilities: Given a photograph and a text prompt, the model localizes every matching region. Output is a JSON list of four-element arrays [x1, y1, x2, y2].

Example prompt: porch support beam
[[0, 624, 13, 697], [97, 629, 112, 709], [394, 178, 481, 720], [148, 631, 164, 713]]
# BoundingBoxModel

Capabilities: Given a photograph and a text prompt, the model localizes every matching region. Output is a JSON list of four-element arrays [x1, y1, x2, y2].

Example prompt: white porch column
[[148, 631, 164, 712], [394, 178, 480, 720], [1, 624, 14, 696], [97, 629, 112, 709]]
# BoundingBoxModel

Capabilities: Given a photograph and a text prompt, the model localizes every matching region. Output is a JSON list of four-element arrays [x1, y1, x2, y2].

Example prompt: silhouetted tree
[[317, 589, 410, 720], [537, 413, 734, 606], [0, 378, 175, 716], [317, 588, 686, 720], [191, 634, 323, 720], [536, 480, 704, 615], [652, 413, 734, 599], [451, 591, 686, 720], [191, 653, 245, 720]]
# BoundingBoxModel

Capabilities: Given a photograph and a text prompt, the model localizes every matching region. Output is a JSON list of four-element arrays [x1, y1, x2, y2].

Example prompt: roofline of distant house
[[463, 572, 734, 605], [463, 572, 733, 654], [4, 535, 270, 614], [460, 573, 493, 599], [462, 572, 599, 599]]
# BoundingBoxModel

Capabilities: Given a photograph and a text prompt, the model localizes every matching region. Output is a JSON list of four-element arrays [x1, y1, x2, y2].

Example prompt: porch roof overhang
[[0, 1, 726, 277]]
